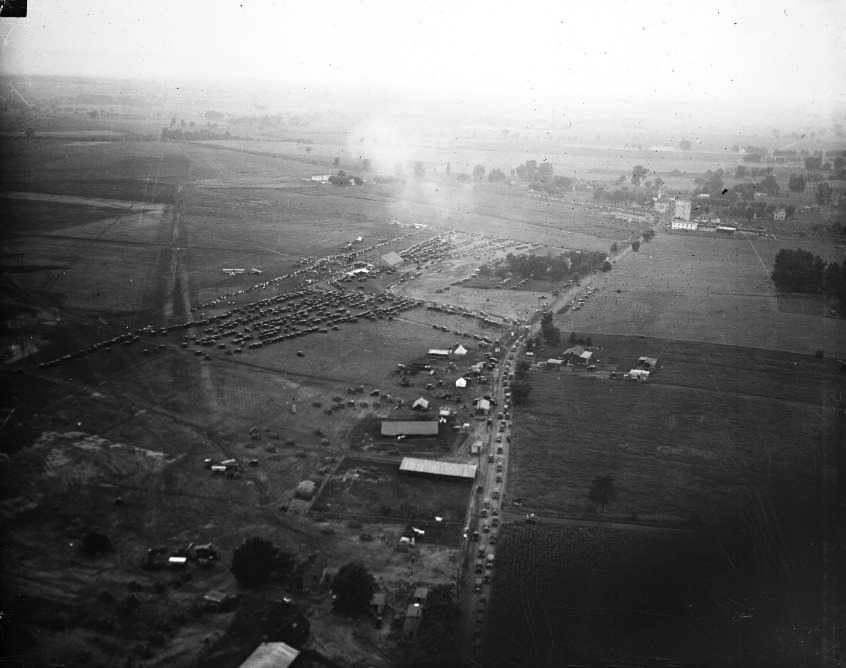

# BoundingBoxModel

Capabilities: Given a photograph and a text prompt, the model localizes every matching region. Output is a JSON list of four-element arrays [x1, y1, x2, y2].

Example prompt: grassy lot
[[561, 231, 846, 355], [484, 523, 825, 667], [311, 456, 472, 540], [509, 336, 843, 526]]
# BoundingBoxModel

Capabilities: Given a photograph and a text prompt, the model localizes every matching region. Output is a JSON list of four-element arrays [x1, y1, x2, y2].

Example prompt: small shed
[[428, 349, 451, 358], [563, 346, 593, 365], [475, 398, 491, 414], [203, 590, 229, 612], [412, 587, 430, 605], [295, 480, 316, 500], [403, 604, 423, 639], [412, 397, 430, 411], [455, 378, 468, 389], [545, 358, 565, 369], [370, 592, 387, 617]]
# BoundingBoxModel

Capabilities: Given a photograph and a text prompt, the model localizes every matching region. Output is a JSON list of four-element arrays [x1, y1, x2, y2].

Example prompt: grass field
[[484, 524, 825, 667], [559, 231, 846, 356]]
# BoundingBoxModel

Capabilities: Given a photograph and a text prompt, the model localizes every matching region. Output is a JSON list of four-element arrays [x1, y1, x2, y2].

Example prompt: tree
[[654, 177, 665, 190], [456, 172, 470, 183], [488, 168, 506, 183], [515, 360, 530, 381], [816, 182, 833, 204], [600, 260, 612, 272], [333, 157, 340, 166], [231, 537, 277, 587], [785, 204, 796, 219], [510, 380, 532, 405], [472, 164, 486, 180], [631, 165, 648, 187], [642, 229, 655, 242], [538, 162, 553, 181], [587, 476, 617, 512], [82, 530, 111, 557], [735, 165, 748, 179], [758, 174, 779, 195], [89, 109, 99, 118], [305, 146, 312, 154], [610, 242, 618, 253], [631, 240, 641, 252], [332, 562, 374, 616], [788, 174, 806, 194], [362, 158, 371, 171], [678, 139, 692, 151]]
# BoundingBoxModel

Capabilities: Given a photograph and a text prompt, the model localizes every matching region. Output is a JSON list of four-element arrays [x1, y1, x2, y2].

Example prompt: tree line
[[771, 249, 846, 301]]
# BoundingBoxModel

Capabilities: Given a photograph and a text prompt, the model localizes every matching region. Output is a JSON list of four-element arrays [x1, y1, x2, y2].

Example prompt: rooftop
[[239, 642, 300, 668], [399, 457, 477, 479]]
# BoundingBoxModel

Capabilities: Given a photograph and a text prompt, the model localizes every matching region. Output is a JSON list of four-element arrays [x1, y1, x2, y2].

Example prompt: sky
[[1, 0, 844, 117]]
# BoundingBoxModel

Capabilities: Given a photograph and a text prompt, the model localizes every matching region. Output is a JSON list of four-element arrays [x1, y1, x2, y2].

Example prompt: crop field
[[311, 456, 472, 540], [560, 231, 846, 355], [484, 524, 824, 667]]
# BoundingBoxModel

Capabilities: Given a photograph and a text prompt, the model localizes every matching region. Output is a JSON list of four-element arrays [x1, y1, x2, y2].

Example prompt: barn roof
[[381, 421, 439, 437], [399, 457, 477, 479], [239, 642, 300, 668]]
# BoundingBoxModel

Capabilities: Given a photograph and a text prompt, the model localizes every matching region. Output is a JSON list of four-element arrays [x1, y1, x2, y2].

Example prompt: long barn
[[399, 457, 477, 479]]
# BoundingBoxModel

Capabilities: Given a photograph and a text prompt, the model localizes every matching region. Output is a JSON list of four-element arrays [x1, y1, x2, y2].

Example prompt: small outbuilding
[[412, 397, 430, 411], [370, 592, 387, 617], [453, 344, 468, 356], [413, 587, 430, 605], [239, 641, 300, 668], [403, 604, 423, 639], [562, 346, 593, 365], [428, 349, 451, 358], [455, 377, 468, 388]]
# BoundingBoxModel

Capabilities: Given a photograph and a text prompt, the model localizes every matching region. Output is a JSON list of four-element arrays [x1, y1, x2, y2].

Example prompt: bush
[[332, 562, 375, 616], [815, 349, 825, 358], [631, 240, 641, 252], [231, 537, 277, 588]]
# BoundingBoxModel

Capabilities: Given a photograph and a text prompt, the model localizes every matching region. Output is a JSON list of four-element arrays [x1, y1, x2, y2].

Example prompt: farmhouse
[[381, 420, 439, 437], [545, 358, 565, 369], [399, 457, 477, 479], [627, 369, 650, 381], [562, 345, 593, 365], [638, 356, 658, 370], [239, 641, 300, 668], [716, 225, 737, 234]]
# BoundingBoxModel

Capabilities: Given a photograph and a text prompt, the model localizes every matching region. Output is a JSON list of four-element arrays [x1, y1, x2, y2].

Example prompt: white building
[[671, 220, 698, 231], [673, 199, 692, 221]]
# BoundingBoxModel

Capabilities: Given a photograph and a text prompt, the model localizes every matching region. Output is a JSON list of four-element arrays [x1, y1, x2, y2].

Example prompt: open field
[[559, 231, 846, 356], [509, 334, 844, 525], [484, 524, 825, 667]]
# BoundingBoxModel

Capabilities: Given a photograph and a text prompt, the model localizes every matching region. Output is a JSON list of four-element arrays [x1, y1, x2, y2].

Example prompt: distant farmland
[[560, 232, 846, 356]]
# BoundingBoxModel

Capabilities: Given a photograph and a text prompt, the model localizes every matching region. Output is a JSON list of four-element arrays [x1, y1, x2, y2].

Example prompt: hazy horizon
[[2, 0, 844, 130]]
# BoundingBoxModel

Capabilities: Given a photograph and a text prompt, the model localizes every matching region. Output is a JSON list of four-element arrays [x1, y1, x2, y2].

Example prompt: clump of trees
[[510, 359, 532, 405], [328, 170, 364, 186], [771, 249, 846, 300], [568, 332, 592, 347], [331, 562, 375, 616], [231, 537, 294, 588], [486, 250, 606, 282], [397, 584, 463, 668], [540, 311, 561, 346]]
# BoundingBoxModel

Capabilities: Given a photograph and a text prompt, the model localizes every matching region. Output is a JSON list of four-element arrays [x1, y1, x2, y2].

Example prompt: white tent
[[453, 344, 468, 356], [455, 378, 467, 388]]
